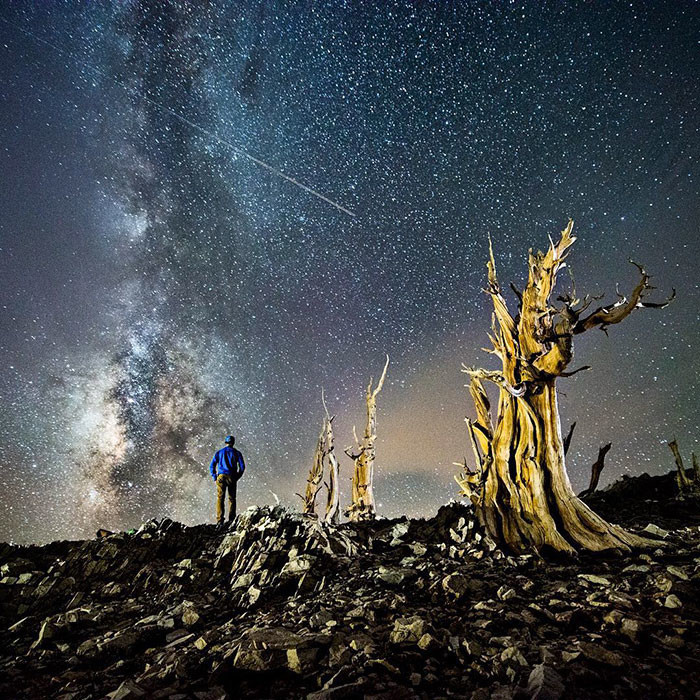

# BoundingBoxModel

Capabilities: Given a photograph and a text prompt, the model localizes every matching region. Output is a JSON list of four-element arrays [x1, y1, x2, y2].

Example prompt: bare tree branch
[[579, 443, 612, 497], [573, 261, 675, 334], [563, 421, 576, 456]]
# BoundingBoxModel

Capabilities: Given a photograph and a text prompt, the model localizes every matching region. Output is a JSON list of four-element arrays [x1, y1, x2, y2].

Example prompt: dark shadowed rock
[[0, 471, 697, 699]]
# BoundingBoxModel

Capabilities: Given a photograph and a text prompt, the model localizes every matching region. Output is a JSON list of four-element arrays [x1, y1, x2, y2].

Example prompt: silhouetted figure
[[209, 435, 245, 527]]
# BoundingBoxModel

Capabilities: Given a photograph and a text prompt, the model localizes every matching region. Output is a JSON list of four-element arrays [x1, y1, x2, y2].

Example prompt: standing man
[[209, 435, 245, 527]]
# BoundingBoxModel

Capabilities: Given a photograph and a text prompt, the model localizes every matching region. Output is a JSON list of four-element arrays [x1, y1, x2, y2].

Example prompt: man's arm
[[237, 451, 245, 478], [209, 453, 218, 481]]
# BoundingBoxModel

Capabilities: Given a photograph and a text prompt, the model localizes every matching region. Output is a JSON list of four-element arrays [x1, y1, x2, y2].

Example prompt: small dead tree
[[300, 413, 327, 517], [579, 443, 612, 498], [299, 390, 342, 522], [563, 422, 576, 456], [561, 424, 611, 497], [323, 392, 341, 524], [345, 355, 389, 522], [668, 439, 700, 497], [456, 221, 674, 554]]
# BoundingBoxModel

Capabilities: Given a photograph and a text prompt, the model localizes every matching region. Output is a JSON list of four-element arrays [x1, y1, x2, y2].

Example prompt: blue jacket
[[209, 446, 245, 481]]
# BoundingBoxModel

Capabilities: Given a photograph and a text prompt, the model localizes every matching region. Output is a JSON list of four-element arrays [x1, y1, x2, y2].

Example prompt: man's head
[[224, 435, 235, 446]]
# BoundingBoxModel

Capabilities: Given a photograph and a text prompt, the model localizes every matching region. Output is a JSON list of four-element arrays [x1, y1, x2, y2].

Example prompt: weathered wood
[[323, 392, 340, 525], [301, 390, 341, 520], [668, 440, 700, 496], [579, 443, 611, 497], [457, 221, 672, 554], [668, 439, 690, 489], [345, 355, 389, 522], [301, 415, 327, 517], [563, 422, 576, 456]]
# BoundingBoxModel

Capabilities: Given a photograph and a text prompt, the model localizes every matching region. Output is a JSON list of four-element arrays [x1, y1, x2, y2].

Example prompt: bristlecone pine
[[301, 391, 340, 523], [668, 439, 700, 497], [456, 221, 674, 554], [323, 392, 341, 524], [345, 355, 389, 521], [301, 416, 326, 516]]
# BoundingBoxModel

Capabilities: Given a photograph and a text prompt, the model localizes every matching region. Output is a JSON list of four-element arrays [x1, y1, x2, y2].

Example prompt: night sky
[[1, 1, 698, 544]]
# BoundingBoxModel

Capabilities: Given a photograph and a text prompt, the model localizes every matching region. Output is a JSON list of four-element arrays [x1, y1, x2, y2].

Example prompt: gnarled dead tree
[[300, 412, 327, 517], [456, 221, 674, 554], [323, 392, 341, 524], [345, 355, 389, 522], [668, 439, 700, 497], [300, 390, 339, 519]]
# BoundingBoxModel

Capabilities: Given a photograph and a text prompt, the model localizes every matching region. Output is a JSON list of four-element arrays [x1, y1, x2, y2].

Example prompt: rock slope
[[0, 471, 698, 700]]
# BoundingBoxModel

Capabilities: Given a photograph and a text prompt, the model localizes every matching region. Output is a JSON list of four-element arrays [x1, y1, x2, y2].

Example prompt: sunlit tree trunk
[[300, 390, 342, 523], [301, 419, 326, 517], [322, 391, 341, 525], [345, 356, 389, 522], [456, 221, 673, 554], [324, 423, 340, 525]]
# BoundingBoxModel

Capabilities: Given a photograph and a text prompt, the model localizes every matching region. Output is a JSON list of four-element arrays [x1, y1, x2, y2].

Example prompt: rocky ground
[[0, 471, 698, 700]]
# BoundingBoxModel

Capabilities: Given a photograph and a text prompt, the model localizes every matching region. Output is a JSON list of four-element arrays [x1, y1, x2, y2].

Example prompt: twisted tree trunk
[[345, 355, 389, 522], [456, 221, 673, 554], [301, 391, 337, 518], [323, 393, 341, 525], [301, 419, 326, 517]]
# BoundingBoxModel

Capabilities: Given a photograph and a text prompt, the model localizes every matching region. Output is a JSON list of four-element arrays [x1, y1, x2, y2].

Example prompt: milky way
[[0, 2, 698, 544]]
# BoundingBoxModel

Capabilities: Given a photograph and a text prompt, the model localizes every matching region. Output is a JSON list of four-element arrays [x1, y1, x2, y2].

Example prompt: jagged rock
[[233, 646, 287, 671], [417, 632, 439, 651], [306, 680, 367, 700], [501, 645, 528, 667], [281, 554, 318, 577], [577, 574, 611, 585], [36, 619, 57, 644], [526, 663, 564, 699], [642, 523, 670, 539], [389, 617, 429, 644], [0, 472, 697, 700], [497, 586, 517, 601], [620, 618, 643, 642], [442, 572, 469, 599], [310, 609, 335, 628], [287, 646, 319, 673], [578, 642, 624, 667], [377, 566, 410, 585], [389, 521, 410, 545], [232, 572, 255, 589], [664, 594, 682, 608], [666, 565, 689, 580], [108, 680, 147, 699]]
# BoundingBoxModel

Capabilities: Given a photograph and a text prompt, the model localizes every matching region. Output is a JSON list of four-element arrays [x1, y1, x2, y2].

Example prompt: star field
[[0, 1, 698, 544]]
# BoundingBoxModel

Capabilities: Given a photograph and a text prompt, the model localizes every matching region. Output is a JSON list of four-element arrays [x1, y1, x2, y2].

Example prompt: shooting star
[[0, 16, 356, 218]]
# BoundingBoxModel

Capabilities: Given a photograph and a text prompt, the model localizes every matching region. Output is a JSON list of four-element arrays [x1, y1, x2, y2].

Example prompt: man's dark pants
[[216, 473, 237, 523]]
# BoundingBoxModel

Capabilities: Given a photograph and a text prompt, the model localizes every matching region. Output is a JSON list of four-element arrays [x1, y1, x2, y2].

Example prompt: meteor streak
[[0, 16, 356, 217]]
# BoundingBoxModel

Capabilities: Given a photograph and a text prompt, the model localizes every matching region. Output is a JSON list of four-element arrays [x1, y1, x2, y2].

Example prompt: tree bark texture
[[456, 221, 673, 554], [323, 394, 341, 525], [345, 356, 389, 522], [301, 391, 340, 521]]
